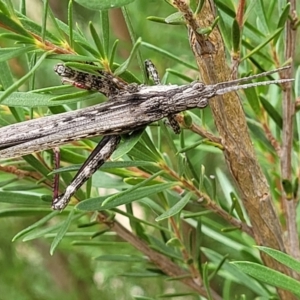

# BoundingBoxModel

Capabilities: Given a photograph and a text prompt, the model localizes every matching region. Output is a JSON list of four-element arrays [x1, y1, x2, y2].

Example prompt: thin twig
[[175, 114, 222, 145], [161, 164, 254, 237], [98, 213, 223, 300], [261, 122, 281, 156]]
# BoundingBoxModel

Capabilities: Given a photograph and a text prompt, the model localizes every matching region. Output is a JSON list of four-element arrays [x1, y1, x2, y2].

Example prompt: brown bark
[[172, 0, 296, 299]]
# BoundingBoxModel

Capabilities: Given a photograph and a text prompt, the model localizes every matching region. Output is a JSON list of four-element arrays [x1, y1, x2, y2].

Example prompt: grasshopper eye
[[54, 63, 75, 78], [54, 63, 65, 75]]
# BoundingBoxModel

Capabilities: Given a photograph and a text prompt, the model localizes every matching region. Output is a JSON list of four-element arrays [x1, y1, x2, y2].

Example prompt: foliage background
[[0, 0, 299, 299]]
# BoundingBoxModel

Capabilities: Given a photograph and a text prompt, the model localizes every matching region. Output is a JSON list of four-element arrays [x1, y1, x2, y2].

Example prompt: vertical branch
[[172, 0, 297, 298], [281, 1, 299, 259]]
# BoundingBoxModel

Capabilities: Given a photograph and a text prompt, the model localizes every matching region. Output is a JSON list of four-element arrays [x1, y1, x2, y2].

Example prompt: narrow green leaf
[[63, 61, 104, 73], [276, 3, 290, 31], [0, 51, 49, 103], [175, 156, 187, 185], [156, 192, 193, 221], [260, 95, 282, 128], [28, 51, 37, 91], [254, 0, 269, 34], [210, 16, 220, 32], [232, 262, 300, 297], [100, 10, 109, 57], [0, 1, 11, 16], [242, 42, 273, 64], [95, 255, 146, 262], [0, 207, 51, 217], [41, 0, 48, 42], [195, 0, 205, 14], [50, 90, 97, 101], [274, 2, 291, 44], [22, 154, 51, 178], [89, 21, 105, 58], [0, 45, 36, 62], [50, 161, 155, 174], [74, 0, 135, 10], [48, 53, 97, 62], [122, 272, 162, 278], [0, 56, 14, 89], [0, 32, 35, 44], [204, 248, 271, 296], [54, 17, 82, 42], [147, 15, 184, 26], [111, 130, 144, 160], [149, 241, 183, 261], [159, 120, 178, 154], [68, 0, 74, 48], [203, 263, 213, 300], [209, 254, 228, 281], [0, 190, 48, 205], [257, 246, 300, 273], [20, 0, 26, 14], [50, 208, 75, 255], [22, 221, 63, 241], [76, 182, 175, 211], [231, 19, 240, 53], [156, 293, 197, 298], [0, 178, 19, 187], [73, 40, 100, 57], [109, 39, 119, 69], [141, 42, 198, 71], [0, 90, 99, 107], [128, 141, 161, 162], [3, 184, 44, 191], [240, 27, 284, 62], [164, 12, 184, 24], [19, 14, 62, 44], [102, 170, 165, 206], [166, 237, 181, 248], [230, 192, 246, 222], [72, 241, 129, 246], [2, 0, 15, 16], [140, 131, 162, 160], [114, 37, 142, 76], [121, 6, 146, 80], [165, 68, 193, 82], [0, 11, 32, 37], [133, 296, 155, 300], [12, 210, 59, 241], [243, 85, 262, 117]]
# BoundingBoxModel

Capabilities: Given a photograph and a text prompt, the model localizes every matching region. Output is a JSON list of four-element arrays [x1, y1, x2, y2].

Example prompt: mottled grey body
[[0, 64, 293, 209], [0, 68, 292, 158]]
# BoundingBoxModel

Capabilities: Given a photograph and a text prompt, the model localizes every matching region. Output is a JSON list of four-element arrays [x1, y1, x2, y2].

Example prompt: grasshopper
[[0, 63, 293, 210]]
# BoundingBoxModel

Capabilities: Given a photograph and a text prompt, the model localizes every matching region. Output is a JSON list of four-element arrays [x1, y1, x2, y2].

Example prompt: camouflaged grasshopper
[[0, 62, 293, 210]]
